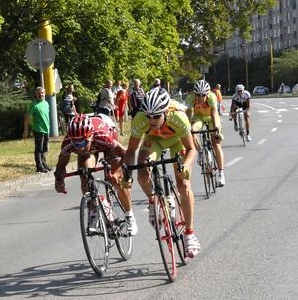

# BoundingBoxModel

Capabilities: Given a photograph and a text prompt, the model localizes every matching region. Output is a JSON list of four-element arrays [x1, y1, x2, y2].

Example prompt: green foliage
[[274, 49, 298, 86], [0, 84, 30, 139]]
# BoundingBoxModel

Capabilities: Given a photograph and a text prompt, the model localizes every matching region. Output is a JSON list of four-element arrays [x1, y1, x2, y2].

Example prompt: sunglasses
[[72, 139, 89, 148], [146, 114, 163, 120], [196, 93, 207, 98]]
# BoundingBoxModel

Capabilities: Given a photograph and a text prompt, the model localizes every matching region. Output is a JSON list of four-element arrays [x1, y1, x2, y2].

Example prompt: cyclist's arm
[[180, 133, 196, 170], [54, 152, 70, 180], [123, 136, 141, 167], [210, 105, 219, 129]]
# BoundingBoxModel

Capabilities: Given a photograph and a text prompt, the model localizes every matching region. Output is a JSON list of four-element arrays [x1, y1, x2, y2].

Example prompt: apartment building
[[223, 0, 298, 60]]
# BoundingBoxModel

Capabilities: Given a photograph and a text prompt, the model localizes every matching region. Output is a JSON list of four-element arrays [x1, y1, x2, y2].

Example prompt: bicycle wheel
[[209, 147, 218, 192], [108, 187, 133, 260], [201, 149, 211, 198], [169, 189, 188, 266], [238, 114, 246, 147], [80, 195, 109, 277], [154, 195, 177, 282]]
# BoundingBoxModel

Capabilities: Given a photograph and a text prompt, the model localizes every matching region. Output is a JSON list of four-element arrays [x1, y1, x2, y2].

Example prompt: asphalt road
[[0, 96, 298, 299]]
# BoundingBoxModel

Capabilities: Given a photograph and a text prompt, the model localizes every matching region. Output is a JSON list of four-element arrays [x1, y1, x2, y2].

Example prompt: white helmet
[[141, 87, 170, 115], [193, 80, 211, 95], [235, 84, 245, 92]]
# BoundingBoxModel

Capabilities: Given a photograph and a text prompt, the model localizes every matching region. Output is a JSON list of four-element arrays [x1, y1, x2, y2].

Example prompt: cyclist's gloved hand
[[55, 180, 67, 194], [181, 165, 190, 180], [54, 171, 67, 194]]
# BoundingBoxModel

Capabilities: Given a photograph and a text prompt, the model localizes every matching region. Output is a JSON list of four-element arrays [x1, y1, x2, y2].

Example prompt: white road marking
[[277, 119, 282, 123], [276, 108, 288, 112], [258, 110, 269, 113], [225, 157, 243, 168], [271, 128, 277, 132], [258, 139, 266, 145]]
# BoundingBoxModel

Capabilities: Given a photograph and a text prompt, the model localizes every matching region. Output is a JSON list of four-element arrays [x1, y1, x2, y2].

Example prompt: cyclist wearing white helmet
[[123, 87, 201, 258], [229, 84, 251, 142], [186, 79, 226, 187]]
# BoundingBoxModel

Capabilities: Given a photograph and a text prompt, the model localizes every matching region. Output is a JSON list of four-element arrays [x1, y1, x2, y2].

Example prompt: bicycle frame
[[65, 159, 133, 277], [192, 126, 219, 198], [232, 108, 246, 146], [123, 150, 187, 282]]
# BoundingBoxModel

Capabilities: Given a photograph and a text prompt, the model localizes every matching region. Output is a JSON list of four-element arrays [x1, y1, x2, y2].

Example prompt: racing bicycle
[[122, 150, 188, 282], [192, 126, 219, 198], [65, 158, 133, 277], [230, 107, 246, 146]]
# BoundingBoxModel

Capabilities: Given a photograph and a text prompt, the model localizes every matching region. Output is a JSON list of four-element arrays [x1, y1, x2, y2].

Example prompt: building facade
[[224, 0, 298, 60]]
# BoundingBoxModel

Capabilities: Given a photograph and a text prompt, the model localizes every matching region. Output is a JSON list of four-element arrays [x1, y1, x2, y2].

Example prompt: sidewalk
[[0, 171, 55, 198]]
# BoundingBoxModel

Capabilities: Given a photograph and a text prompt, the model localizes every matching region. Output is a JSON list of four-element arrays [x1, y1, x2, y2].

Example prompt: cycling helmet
[[235, 84, 245, 92], [141, 87, 170, 115], [193, 80, 211, 95], [67, 114, 94, 139]]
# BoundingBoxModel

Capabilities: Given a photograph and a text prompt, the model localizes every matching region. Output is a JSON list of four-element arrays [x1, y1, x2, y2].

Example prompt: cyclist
[[122, 87, 201, 258], [54, 113, 138, 236], [186, 79, 225, 186], [229, 84, 251, 142]]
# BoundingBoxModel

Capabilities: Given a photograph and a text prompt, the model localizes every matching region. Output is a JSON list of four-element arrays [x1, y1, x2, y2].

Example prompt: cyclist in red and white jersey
[[54, 113, 137, 235], [229, 84, 251, 142]]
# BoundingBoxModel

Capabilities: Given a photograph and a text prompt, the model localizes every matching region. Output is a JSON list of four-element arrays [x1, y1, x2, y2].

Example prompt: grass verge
[[0, 121, 131, 183]]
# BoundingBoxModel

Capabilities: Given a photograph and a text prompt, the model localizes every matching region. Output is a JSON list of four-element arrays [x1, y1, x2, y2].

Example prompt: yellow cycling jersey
[[187, 92, 217, 118], [131, 102, 191, 139]]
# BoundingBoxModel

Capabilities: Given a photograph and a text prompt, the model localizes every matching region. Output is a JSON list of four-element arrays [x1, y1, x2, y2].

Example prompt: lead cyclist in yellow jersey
[[122, 87, 201, 258], [186, 79, 226, 186]]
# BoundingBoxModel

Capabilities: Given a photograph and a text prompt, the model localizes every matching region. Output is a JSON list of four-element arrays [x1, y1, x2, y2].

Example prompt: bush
[[0, 86, 30, 140]]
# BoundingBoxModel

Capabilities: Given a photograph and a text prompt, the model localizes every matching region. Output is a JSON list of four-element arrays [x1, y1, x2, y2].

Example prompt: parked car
[[252, 86, 269, 95], [292, 84, 298, 95], [278, 84, 291, 94]]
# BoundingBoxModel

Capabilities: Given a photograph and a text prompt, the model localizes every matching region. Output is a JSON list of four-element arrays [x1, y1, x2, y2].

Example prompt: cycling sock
[[185, 228, 194, 235]]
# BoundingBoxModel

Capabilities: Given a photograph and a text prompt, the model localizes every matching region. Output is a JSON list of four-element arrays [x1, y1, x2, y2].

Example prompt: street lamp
[[265, 37, 274, 93]]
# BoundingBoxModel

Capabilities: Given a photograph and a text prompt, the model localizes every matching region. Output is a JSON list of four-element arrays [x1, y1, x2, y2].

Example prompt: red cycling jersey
[[60, 115, 118, 155]]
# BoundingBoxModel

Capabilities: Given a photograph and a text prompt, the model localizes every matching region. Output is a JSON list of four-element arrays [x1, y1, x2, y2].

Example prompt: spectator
[[29, 87, 51, 173], [128, 79, 145, 118], [213, 84, 223, 115], [95, 80, 116, 117], [60, 83, 77, 124], [115, 82, 129, 135]]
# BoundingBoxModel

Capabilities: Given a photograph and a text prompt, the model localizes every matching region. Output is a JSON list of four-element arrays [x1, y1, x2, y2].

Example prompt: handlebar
[[191, 128, 218, 134], [122, 153, 183, 181]]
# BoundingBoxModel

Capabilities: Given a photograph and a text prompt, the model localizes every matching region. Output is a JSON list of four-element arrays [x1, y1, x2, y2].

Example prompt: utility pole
[[38, 20, 59, 137]]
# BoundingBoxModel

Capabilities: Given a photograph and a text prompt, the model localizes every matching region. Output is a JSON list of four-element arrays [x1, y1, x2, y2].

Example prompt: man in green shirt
[[29, 87, 51, 173]]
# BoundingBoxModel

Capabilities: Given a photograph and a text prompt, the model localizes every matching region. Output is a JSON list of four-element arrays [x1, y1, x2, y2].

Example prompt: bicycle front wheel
[[201, 149, 211, 198], [108, 188, 133, 260], [154, 195, 177, 282], [80, 195, 109, 277], [169, 189, 188, 266], [238, 114, 246, 147]]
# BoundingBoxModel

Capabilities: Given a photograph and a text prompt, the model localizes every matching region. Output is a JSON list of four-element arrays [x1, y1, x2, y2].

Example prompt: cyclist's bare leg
[[174, 172, 194, 230], [137, 149, 154, 201], [78, 153, 97, 194], [244, 111, 250, 135], [211, 135, 224, 170], [109, 157, 132, 212]]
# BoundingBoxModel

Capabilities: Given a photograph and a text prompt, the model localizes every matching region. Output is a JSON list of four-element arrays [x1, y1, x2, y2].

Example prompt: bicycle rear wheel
[[154, 195, 177, 282], [201, 149, 211, 198], [169, 189, 188, 266], [238, 114, 246, 147], [80, 195, 109, 277], [108, 188, 133, 260]]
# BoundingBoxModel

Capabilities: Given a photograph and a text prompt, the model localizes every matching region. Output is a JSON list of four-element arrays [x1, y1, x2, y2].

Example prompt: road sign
[[25, 38, 55, 69]]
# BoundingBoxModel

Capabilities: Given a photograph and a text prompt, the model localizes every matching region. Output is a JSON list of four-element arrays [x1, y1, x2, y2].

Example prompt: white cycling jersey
[[231, 90, 251, 104]]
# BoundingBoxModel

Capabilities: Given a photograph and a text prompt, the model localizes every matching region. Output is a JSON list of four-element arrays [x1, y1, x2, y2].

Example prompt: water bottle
[[99, 194, 114, 221], [167, 195, 176, 219], [197, 150, 203, 165], [207, 150, 213, 164]]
